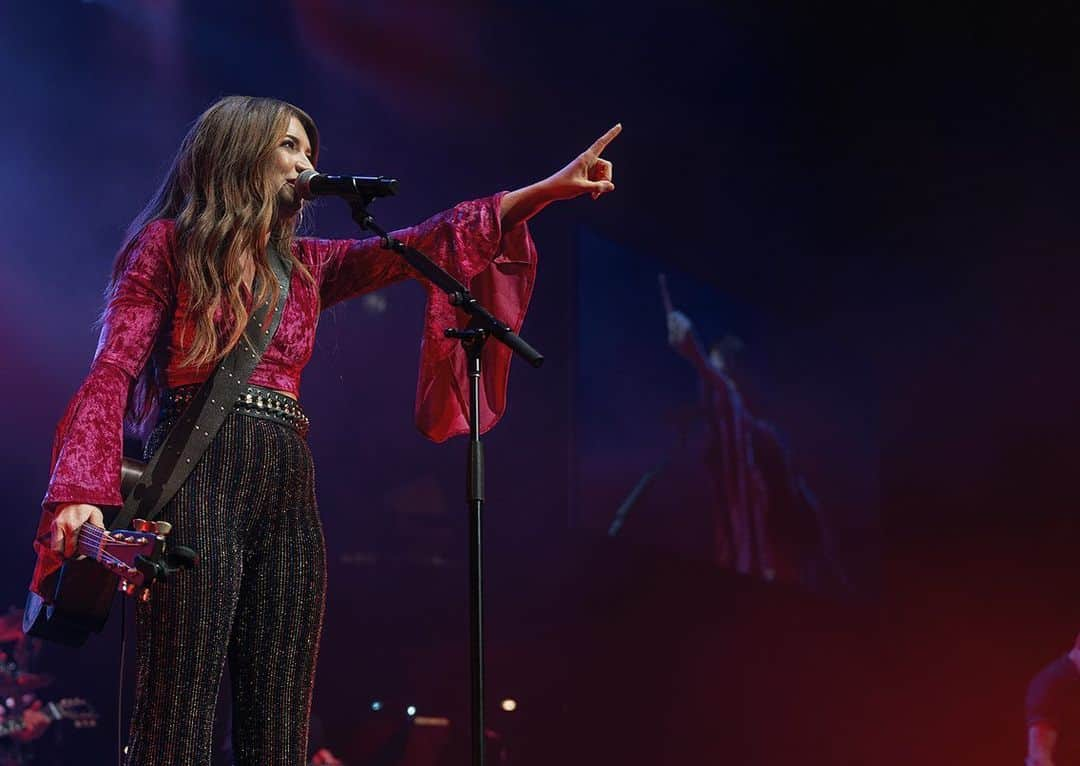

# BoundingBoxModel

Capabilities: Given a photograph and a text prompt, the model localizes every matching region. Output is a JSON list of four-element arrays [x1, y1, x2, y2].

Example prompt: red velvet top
[[33, 193, 536, 595]]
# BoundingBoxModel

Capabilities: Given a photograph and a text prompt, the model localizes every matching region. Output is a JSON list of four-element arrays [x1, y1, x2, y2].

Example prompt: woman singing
[[30, 95, 618, 765]]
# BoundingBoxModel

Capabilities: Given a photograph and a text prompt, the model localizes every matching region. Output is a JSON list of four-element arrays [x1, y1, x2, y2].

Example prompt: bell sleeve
[[31, 219, 175, 598], [315, 192, 538, 442]]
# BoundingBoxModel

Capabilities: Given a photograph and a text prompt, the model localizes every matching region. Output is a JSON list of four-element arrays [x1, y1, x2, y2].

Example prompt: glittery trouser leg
[[125, 412, 326, 766]]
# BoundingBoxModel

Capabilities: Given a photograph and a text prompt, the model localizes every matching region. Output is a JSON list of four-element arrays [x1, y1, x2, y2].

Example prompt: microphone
[[295, 169, 399, 200]]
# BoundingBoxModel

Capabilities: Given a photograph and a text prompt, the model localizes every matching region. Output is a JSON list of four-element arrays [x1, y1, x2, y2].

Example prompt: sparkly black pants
[[125, 412, 326, 766]]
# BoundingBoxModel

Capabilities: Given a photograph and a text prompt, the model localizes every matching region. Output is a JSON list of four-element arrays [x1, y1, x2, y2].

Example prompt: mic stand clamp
[[348, 198, 542, 766]]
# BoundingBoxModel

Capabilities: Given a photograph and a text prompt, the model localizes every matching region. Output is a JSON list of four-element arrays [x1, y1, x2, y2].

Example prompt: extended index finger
[[585, 123, 622, 158]]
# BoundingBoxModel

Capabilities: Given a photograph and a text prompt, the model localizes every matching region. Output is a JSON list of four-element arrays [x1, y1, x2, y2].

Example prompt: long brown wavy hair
[[105, 95, 320, 431]]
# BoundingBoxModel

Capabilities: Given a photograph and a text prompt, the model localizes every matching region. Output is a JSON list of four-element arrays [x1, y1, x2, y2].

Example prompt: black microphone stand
[[348, 196, 543, 766]]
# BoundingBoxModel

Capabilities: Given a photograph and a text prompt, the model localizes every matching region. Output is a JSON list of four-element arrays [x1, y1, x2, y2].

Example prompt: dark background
[[2, 1, 1080, 764]]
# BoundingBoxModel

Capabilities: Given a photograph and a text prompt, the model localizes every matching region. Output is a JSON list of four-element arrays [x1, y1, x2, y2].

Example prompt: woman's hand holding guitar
[[50, 504, 104, 559]]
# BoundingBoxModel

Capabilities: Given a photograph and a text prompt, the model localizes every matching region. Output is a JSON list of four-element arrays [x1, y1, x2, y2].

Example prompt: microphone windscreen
[[295, 169, 320, 200]]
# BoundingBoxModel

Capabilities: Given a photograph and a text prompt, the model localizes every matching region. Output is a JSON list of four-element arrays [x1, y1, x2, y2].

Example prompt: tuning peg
[[132, 518, 151, 532], [152, 521, 172, 536]]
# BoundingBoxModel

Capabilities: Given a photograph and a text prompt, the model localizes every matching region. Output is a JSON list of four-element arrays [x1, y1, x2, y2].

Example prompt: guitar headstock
[[50, 698, 98, 728], [78, 519, 194, 600]]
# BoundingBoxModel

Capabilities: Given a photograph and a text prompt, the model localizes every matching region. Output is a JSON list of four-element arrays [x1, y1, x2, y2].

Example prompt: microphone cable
[[117, 595, 126, 766]]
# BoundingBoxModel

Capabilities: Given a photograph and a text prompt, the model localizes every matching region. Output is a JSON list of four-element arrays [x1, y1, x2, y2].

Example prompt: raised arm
[[499, 123, 620, 229], [319, 124, 620, 306], [667, 309, 711, 375], [666, 308, 744, 424]]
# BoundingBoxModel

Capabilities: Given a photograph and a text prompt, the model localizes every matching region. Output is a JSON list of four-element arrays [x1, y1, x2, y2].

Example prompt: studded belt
[[160, 383, 310, 437]]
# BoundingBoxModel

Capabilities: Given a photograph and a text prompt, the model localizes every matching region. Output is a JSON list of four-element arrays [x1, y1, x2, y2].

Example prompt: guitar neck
[[75, 525, 108, 562], [76, 525, 144, 584]]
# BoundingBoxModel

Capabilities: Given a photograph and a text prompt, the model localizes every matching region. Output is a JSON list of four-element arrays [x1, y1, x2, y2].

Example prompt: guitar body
[[24, 459, 197, 647], [23, 558, 118, 647]]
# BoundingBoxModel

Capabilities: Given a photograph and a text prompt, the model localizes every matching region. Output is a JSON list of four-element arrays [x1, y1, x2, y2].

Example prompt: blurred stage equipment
[[0, 698, 97, 739], [347, 702, 453, 766], [0, 612, 23, 645], [0, 605, 99, 763], [0, 667, 53, 696]]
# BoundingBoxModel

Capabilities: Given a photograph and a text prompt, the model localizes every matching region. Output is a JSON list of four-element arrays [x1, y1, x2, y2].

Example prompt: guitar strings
[[76, 526, 151, 575], [79, 526, 153, 545]]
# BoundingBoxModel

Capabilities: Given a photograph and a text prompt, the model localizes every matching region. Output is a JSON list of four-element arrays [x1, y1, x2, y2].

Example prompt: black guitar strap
[[110, 244, 293, 530]]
